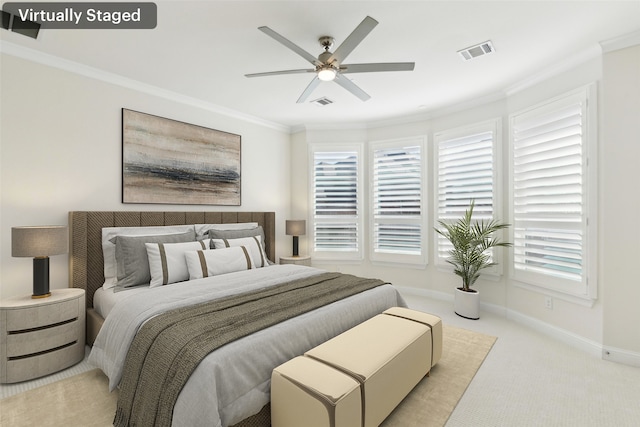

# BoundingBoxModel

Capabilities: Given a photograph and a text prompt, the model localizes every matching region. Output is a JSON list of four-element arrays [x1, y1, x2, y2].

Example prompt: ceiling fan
[[245, 16, 415, 103]]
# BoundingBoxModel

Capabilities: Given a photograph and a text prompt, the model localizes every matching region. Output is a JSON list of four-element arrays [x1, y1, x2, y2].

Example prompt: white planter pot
[[454, 287, 480, 320]]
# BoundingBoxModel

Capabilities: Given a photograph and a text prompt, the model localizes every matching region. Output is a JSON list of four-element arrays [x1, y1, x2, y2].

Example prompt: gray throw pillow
[[114, 229, 196, 290]]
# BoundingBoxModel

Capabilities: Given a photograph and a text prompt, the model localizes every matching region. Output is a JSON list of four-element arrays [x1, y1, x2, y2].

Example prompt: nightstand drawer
[[1, 288, 86, 383], [6, 320, 80, 358], [5, 341, 84, 383], [5, 298, 79, 331]]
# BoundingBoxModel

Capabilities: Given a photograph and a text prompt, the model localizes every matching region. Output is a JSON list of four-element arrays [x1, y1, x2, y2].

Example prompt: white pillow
[[146, 239, 211, 288], [210, 235, 269, 268], [194, 223, 258, 240], [185, 246, 254, 279], [101, 225, 195, 289]]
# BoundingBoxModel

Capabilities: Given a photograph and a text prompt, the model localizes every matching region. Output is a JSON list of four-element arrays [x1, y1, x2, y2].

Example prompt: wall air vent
[[458, 40, 495, 61], [311, 97, 334, 107]]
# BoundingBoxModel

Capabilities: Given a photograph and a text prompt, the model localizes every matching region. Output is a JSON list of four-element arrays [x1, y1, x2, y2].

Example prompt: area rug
[[0, 325, 495, 427], [382, 324, 496, 426]]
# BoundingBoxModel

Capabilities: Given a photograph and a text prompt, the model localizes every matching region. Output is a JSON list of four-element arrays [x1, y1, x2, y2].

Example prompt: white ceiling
[[3, 0, 640, 130]]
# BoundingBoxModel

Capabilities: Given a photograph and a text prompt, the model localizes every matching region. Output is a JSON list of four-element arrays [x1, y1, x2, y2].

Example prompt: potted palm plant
[[434, 200, 511, 319]]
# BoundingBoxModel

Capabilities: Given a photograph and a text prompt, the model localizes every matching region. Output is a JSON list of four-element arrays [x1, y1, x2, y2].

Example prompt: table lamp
[[12, 225, 68, 298], [285, 220, 306, 257]]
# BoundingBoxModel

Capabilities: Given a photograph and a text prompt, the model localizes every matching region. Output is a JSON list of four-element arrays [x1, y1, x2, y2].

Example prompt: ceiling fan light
[[318, 68, 337, 81]]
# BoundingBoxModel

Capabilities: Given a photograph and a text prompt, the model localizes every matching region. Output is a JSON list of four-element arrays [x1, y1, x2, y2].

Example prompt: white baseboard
[[396, 285, 451, 303], [396, 286, 507, 317], [505, 309, 640, 366], [397, 286, 640, 366], [504, 309, 603, 359], [602, 346, 640, 367]]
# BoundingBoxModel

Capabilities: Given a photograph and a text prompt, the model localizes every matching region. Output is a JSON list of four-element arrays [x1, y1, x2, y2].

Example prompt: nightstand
[[279, 255, 311, 266], [0, 288, 85, 384]]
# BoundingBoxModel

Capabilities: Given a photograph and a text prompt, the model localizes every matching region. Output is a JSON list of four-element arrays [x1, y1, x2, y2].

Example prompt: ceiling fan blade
[[245, 69, 315, 78], [297, 76, 321, 103], [258, 26, 322, 67], [340, 62, 415, 74], [334, 74, 371, 101], [328, 16, 378, 64]]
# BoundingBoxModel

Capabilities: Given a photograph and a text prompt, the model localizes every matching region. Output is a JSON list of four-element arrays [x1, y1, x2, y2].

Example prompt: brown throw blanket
[[114, 272, 386, 427]]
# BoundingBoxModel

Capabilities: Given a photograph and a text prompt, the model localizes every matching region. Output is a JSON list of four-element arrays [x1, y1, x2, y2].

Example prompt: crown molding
[[600, 30, 640, 53], [371, 91, 508, 129], [296, 89, 508, 134], [295, 121, 369, 133], [0, 40, 291, 134], [504, 44, 601, 97]]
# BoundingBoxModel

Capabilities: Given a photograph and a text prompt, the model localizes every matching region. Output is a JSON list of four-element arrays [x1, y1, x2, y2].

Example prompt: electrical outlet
[[544, 296, 553, 310]]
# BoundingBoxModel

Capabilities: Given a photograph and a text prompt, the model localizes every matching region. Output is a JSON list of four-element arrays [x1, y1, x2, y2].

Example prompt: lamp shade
[[285, 220, 306, 236], [12, 226, 68, 257]]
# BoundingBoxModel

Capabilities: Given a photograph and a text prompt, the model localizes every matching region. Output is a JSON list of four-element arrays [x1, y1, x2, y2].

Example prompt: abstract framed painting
[[122, 109, 241, 205]]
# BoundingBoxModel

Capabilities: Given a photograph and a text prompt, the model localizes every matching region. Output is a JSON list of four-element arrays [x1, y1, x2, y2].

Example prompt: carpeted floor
[[0, 325, 495, 427]]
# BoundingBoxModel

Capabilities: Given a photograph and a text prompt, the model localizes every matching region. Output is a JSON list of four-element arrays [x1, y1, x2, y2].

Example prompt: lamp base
[[292, 236, 299, 257], [32, 292, 52, 299], [32, 257, 51, 299]]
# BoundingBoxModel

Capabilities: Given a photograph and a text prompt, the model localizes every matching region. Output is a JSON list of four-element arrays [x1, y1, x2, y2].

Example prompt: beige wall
[[601, 44, 640, 358], [0, 54, 292, 299]]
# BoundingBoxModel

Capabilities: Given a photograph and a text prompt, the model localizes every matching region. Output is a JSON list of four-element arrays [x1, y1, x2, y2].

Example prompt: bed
[[69, 210, 407, 427]]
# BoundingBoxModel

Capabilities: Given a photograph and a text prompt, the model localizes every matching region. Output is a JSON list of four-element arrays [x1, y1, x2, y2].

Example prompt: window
[[309, 144, 363, 261], [370, 138, 426, 266], [509, 86, 596, 299], [434, 119, 502, 271]]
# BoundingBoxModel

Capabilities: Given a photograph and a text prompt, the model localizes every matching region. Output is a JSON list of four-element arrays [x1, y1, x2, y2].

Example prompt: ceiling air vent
[[458, 40, 495, 61], [311, 97, 334, 107]]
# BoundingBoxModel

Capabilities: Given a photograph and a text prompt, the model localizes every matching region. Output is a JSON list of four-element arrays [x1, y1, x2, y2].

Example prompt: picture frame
[[122, 109, 241, 206]]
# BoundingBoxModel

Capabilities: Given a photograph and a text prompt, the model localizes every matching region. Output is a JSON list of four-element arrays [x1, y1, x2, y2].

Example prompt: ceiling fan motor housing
[[317, 46, 339, 79], [319, 51, 337, 66]]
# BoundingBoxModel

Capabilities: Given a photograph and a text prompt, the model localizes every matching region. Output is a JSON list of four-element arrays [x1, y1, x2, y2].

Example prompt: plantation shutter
[[311, 147, 362, 259], [371, 141, 425, 264], [435, 123, 498, 266], [511, 94, 586, 288]]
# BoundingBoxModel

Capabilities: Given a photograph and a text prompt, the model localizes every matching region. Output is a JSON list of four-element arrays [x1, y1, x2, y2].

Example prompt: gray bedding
[[89, 264, 407, 427]]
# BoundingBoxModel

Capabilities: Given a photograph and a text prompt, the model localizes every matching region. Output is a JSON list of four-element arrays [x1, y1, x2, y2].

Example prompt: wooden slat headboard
[[69, 211, 276, 309]]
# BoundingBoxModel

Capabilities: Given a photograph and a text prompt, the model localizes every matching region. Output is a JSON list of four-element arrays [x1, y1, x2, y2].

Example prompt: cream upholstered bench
[[383, 307, 443, 369], [271, 356, 362, 427], [271, 308, 442, 427]]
